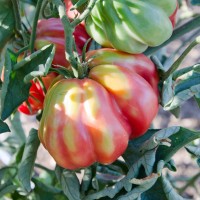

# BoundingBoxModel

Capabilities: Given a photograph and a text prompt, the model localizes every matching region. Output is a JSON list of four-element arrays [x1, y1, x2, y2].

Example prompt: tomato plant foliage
[[0, 0, 200, 199]]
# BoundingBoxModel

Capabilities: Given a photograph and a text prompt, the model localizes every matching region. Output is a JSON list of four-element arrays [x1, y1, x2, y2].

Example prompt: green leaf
[[141, 175, 184, 200], [117, 173, 159, 200], [32, 178, 65, 200], [18, 129, 40, 192], [123, 129, 158, 175], [81, 167, 93, 195], [156, 127, 200, 163], [15, 144, 25, 164], [0, 0, 15, 52], [162, 65, 200, 111], [0, 119, 10, 133], [83, 127, 200, 200], [1, 45, 54, 120], [83, 159, 160, 200], [83, 179, 124, 200], [55, 166, 81, 200]]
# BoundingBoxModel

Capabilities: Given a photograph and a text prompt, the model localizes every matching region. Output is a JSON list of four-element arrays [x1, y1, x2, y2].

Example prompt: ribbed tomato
[[35, 18, 90, 67], [38, 49, 159, 169]]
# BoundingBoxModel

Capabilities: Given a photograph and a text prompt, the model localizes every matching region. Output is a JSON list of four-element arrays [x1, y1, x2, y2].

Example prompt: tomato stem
[[52, 0, 79, 77]]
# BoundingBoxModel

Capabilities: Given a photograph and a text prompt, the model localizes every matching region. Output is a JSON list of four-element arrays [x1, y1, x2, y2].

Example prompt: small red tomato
[[18, 73, 57, 115]]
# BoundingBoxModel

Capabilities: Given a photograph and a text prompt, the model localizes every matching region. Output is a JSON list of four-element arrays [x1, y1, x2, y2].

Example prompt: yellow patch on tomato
[[83, 82, 100, 120], [101, 131, 114, 154], [89, 65, 131, 98], [63, 86, 82, 119], [63, 123, 77, 152]]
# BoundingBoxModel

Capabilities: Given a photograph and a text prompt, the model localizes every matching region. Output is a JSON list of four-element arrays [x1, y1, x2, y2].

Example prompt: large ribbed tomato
[[85, 0, 178, 54], [38, 49, 159, 169], [35, 18, 90, 67]]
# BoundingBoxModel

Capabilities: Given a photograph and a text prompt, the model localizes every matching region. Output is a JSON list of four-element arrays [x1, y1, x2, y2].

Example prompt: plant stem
[[35, 163, 54, 174], [29, 0, 43, 53], [11, 0, 22, 32], [52, 0, 79, 77], [71, 0, 97, 27], [145, 16, 200, 56], [11, 0, 28, 47], [16, 45, 29, 56], [162, 35, 200, 80]]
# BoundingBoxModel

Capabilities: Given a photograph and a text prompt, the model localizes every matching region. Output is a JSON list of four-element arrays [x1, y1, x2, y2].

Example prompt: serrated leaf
[[117, 173, 159, 200], [141, 175, 184, 200], [156, 127, 200, 163], [123, 130, 157, 167], [55, 166, 81, 200], [1, 45, 54, 120], [83, 179, 125, 200], [0, 0, 15, 51], [123, 129, 160, 175], [18, 129, 40, 192], [0, 119, 10, 133], [84, 158, 160, 200], [83, 127, 199, 200], [163, 66, 200, 111]]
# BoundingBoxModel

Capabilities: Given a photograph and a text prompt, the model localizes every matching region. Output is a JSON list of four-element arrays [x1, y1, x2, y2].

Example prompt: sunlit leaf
[[1, 45, 54, 120]]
